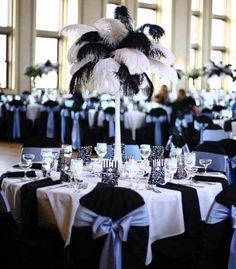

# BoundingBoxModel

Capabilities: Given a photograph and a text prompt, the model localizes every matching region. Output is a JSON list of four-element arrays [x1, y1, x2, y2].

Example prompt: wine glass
[[42, 156, 54, 177], [61, 144, 73, 159], [140, 144, 151, 170], [199, 159, 212, 174], [184, 152, 196, 168], [185, 166, 198, 185], [70, 159, 84, 191], [165, 158, 177, 182], [94, 143, 107, 163], [19, 154, 35, 181], [125, 159, 138, 188]]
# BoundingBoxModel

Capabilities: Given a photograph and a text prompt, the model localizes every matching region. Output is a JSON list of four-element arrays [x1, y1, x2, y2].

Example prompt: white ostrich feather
[[150, 59, 178, 84], [151, 43, 176, 65], [67, 42, 89, 64], [112, 48, 151, 75], [93, 58, 121, 95], [70, 59, 92, 75], [94, 18, 128, 47], [60, 24, 96, 39]]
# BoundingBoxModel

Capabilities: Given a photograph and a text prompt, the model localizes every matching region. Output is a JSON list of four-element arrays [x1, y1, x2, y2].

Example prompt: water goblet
[[61, 144, 73, 159], [94, 143, 107, 163], [185, 166, 198, 186], [71, 159, 84, 187], [125, 159, 138, 189], [165, 158, 177, 182], [184, 152, 196, 168], [20, 154, 35, 181], [199, 159, 212, 174], [42, 156, 54, 177], [140, 144, 151, 169]]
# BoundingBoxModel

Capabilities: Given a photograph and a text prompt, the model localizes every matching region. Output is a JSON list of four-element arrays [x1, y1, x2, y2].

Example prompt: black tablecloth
[[158, 182, 202, 236], [193, 175, 228, 189]]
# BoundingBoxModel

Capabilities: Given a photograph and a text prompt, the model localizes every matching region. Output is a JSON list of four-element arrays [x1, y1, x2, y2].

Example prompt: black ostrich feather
[[137, 23, 165, 41], [116, 64, 142, 96], [75, 31, 102, 45], [204, 61, 234, 79], [140, 73, 154, 98], [69, 61, 95, 94], [119, 32, 151, 55], [77, 43, 112, 62], [176, 69, 184, 80], [114, 5, 133, 31], [148, 46, 166, 59]]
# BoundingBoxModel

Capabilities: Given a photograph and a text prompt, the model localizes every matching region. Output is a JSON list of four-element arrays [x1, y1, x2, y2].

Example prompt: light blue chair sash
[[207, 202, 236, 269], [194, 121, 209, 143], [226, 156, 236, 184], [71, 111, 85, 150], [193, 151, 227, 174], [175, 114, 193, 133], [104, 114, 115, 137], [10, 106, 25, 139], [41, 106, 60, 138], [146, 115, 168, 146], [60, 108, 70, 143], [0, 190, 11, 213], [73, 204, 149, 269], [202, 129, 228, 142]]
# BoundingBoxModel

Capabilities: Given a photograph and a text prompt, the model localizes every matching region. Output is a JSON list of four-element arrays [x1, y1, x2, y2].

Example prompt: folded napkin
[[158, 183, 202, 236], [0, 170, 36, 186], [13, 163, 42, 170], [21, 178, 61, 233], [193, 175, 228, 189]]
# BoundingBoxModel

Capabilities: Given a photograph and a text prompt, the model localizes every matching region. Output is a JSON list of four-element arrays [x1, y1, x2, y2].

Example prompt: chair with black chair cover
[[212, 105, 227, 113], [140, 107, 169, 146], [0, 189, 64, 269], [69, 184, 149, 269], [193, 184, 236, 269], [194, 114, 213, 144], [201, 108, 213, 119], [165, 132, 190, 158], [4, 99, 33, 142], [34, 100, 61, 141]]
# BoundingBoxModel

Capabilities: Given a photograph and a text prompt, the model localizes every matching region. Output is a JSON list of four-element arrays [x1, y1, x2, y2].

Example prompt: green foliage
[[186, 68, 203, 80], [24, 65, 43, 79]]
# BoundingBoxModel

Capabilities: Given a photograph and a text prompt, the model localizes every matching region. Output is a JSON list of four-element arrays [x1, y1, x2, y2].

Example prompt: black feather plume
[[76, 31, 102, 45], [77, 43, 112, 62], [69, 61, 95, 94], [140, 73, 154, 98], [119, 32, 151, 55], [137, 23, 165, 41], [114, 5, 133, 31], [116, 64, 142, 96], [149, 46, 166, 59]]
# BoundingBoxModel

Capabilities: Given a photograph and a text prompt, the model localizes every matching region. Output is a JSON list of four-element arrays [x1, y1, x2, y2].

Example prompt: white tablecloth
[[1, 171, 223, 265]]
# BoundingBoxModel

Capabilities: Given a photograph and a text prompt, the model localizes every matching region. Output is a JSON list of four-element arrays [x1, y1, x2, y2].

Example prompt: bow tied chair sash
[[60, 108, 70, 143], [165, 136, 190, 154], [226, 156, 236, 184], [194, 121, 209, 143], [175, 114, 193, 133], [9, 105, 26, 139], [207, 202, 236, 269], [73, 204, 149, 269], [41, 106, 60, 138], [146, 115, 168, 146], [71, 111, 85, 150], [104, 113, 115, 138]]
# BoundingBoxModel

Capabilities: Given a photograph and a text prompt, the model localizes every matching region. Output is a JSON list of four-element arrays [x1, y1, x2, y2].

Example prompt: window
[[35, 0, 61, 89], [106, 3, 118, 18], [0, 0, 12, 89], [211, 50, 224, 63], [137, 1, 158, 28]]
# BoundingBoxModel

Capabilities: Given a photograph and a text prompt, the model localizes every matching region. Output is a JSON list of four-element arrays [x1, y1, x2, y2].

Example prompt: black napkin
[[13, 163, 42, 170], [193, 175, 228, 189], [157, 182, 202, 236], [21, 178, 61, 233], [0, 171, 36, 186]]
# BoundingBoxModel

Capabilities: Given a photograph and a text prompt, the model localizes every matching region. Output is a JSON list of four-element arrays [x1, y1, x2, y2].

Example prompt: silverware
[[145, 184, 162, 193]]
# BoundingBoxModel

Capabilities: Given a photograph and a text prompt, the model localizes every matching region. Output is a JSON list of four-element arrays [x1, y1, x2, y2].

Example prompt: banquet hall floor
[[0, 142, 22, 169]]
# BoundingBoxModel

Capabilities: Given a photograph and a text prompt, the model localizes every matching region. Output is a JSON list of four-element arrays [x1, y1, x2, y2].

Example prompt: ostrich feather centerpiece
[[61, 5, 177, 168]]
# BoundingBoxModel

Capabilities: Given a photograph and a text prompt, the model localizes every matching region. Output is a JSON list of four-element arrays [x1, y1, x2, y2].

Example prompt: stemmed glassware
[[165, 158, 177, 182], [140, 144, 151, 170], [61, 144, 73, 159], [199, 159, 212, 174], [70, 159, 84, 190], [184, 152, 196, 168], [185, 166, 198, 185], [94, 143, 107, 163], [125, 158, 138, 188], [19, 154, 35, 181], [41, 149, 54, 177]]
